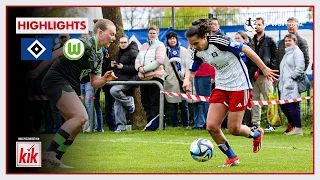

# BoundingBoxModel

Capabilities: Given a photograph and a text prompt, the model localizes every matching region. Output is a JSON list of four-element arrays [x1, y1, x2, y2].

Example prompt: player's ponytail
[[185, 18, 211, 39]]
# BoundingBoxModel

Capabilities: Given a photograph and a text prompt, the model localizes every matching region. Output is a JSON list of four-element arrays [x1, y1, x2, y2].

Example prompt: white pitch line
[[77, 138, 312, 151]]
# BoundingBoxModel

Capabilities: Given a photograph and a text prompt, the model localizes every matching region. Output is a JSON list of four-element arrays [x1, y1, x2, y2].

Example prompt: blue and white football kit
[[189, 35, 253, 111]]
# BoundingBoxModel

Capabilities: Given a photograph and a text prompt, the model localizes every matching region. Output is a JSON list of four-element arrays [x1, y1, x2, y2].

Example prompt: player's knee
[[228, 126, 240, 135], [77, 114, 88, 125], [206, 124, 220, 133]]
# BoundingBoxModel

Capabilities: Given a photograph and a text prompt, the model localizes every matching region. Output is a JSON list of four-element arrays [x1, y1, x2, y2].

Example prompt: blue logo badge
[[21, 38, 52, 60]]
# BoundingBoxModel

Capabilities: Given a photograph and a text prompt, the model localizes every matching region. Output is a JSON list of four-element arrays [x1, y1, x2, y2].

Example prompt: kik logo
[[63, 38, 85, 60], [16, 142, 41, 167]]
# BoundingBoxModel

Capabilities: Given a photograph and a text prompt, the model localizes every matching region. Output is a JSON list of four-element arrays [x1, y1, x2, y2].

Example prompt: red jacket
[[195, 63, 215, 78]]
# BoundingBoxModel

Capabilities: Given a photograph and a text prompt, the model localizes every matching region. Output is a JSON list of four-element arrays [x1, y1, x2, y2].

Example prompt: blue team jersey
[[189, 35, 252, 91]]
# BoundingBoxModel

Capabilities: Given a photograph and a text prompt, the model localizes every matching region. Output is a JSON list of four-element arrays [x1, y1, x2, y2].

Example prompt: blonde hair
[[93, 19, 115, 34], [148, 25, 159, 33]]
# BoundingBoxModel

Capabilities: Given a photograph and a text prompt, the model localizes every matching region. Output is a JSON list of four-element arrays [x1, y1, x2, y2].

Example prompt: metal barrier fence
[[87, 81, 165, 132]]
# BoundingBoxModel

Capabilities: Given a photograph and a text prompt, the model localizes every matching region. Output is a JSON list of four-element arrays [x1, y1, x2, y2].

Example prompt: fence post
[[171, 7, 175, 29], [157, 82, 164, 130]]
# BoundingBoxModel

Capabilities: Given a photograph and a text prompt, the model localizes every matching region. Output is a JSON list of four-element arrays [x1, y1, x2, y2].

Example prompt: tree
[[102, 8, 147, 130]]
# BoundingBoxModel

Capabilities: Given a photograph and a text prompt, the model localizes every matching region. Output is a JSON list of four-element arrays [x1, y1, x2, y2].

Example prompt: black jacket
[[101, 48, 113, 93], [112, 41, 139, 81], [253, 33, 277, 74], [243, 42, 258, 84], [276, 32, 309, 71]]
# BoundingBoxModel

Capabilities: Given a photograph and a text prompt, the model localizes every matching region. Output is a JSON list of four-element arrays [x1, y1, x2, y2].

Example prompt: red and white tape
[[161, 91, 313, 106], [28, 95, 95, 101], [29, 91, 313, 106]]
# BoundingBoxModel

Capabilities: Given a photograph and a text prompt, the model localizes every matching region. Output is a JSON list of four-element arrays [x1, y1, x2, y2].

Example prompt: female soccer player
[[183, 19, 278, 167], [31, 19, 118, 168]]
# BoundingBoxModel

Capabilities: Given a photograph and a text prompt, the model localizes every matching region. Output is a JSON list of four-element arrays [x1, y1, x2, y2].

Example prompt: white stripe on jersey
[[209, 36, 229, 41], [208, 37, 229, 46], [209, 36, 229, 42]]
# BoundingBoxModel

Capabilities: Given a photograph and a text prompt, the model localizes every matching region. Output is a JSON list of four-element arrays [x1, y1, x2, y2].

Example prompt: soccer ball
[[190, 138, 214, 162]]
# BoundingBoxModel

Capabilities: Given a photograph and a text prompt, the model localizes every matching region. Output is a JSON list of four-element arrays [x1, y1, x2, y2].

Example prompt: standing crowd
[[25, 16, 311, 168]]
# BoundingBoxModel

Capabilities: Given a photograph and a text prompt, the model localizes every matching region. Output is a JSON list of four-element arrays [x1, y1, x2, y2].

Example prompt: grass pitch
[[37, 126, 313, 174]]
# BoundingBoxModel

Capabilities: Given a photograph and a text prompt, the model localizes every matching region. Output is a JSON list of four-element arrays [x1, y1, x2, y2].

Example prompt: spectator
[[276, 17, 310, 134], [278, 34, 305, 135], [235, 31, 258, 127], [80, 33, 103, 133], [193, 63, 214, 130], [135, 25, 166, 131], [276, 17, 309, 72], [183, 19, 278, 167], [210, 17, 225, 36], [252, 17, 277, 132], [102, 48, 117, 131], [27, 34, 70, 134], [93, 46, 104, 133], [163, 31, 192, 128], [94, 87, 104, 132], [235, 31, 258, 85], [26, 59, 45, 133], [80, 73, 97, 132], [110, 35, 139, 132]]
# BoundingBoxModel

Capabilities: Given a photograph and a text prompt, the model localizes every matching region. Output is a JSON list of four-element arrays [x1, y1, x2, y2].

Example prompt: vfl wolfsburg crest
[[63, 38, 85, 60]]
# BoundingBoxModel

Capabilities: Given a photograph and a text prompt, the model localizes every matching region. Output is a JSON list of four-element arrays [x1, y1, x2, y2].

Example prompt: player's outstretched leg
[[252, 127, 264, 153], [206, 103, 240, 167]]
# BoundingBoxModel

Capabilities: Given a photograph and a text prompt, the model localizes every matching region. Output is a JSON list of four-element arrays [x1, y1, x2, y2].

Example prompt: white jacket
[[164, 46, 197, 103], [278, 45, 305, 100]]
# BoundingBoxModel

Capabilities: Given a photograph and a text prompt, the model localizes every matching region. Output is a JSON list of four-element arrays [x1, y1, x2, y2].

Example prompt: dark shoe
[[284, 124, 293, 134], [264, 124, 275, 132]]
